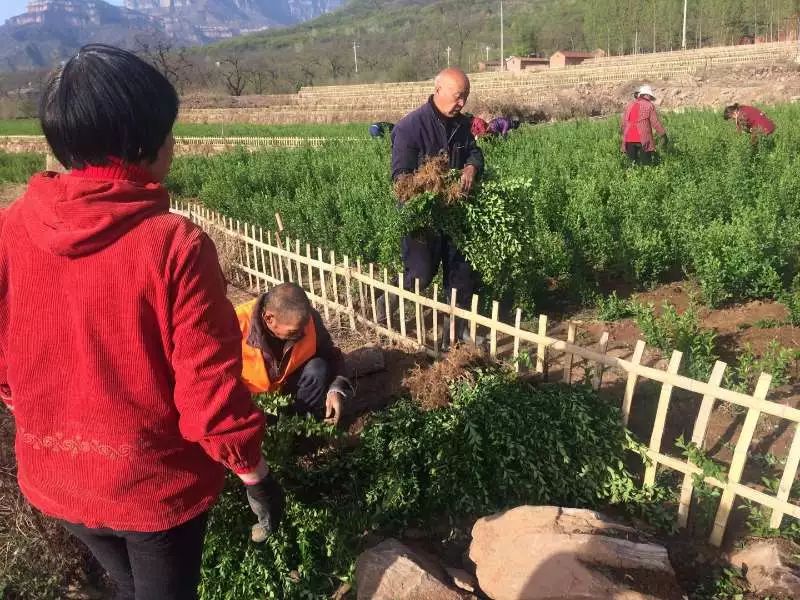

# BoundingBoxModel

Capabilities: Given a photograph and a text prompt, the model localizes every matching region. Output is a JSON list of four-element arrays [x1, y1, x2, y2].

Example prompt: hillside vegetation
[[199, 0, 800, 92]]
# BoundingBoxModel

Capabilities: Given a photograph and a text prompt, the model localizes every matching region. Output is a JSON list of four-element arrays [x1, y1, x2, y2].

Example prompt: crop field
[[2, 104, 800, 599], [0, 118, 367, 138], [166, 104, 800, 312]]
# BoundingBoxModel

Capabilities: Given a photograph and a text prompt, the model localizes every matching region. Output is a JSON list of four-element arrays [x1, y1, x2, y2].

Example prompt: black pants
[[283, 356, 334, 419], [401, 231, 475, 307], [61, 512, 208, 600], [625, 142, 655, 166]]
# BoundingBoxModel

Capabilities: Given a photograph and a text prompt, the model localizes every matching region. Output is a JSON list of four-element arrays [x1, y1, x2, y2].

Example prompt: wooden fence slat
[[356, 259, 367, 322], [469, 294, 479, 343], [330, 251, 340, 320], [258, 227, 269, 290], [284, 237, 294, 282], [267, 231, 278, 281], [398, 273, 407, 339], [305, 244, 315, 304], [343, 255, 356, 330], [592, 332, 610, 390], [383, 269, 393, 335], [244, 223, 255, 291], [563, 321, 577, 383], [710, 373, 772, 547], [677, 360, 728, 528], [622, 340, 647, 426], [368, 263, 378, 325], [432, 284, 439, 356], [414, 279, 423, 347], [644, 350, 683, 487], [295, 239, 303, 287], [513, 308, 522, 372], [536, 315, 548, 376], [489, 301, 499, 357], [770, 423, 800, 528], [317, 248, 330, 321], [449, 288, 457, 347]]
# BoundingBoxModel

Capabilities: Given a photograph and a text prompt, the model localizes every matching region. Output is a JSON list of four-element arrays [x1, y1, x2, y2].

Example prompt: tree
[[134, 38, 193, 93], [218, 56, 247, 96]]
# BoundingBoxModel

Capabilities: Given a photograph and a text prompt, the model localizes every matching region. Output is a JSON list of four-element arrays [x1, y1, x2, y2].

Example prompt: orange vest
[[235, 299, 317, 394]]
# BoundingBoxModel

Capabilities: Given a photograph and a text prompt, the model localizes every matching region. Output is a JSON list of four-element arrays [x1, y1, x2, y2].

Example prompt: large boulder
[[729, 540, 800, 598], [469, 506, 683, 600], [356, 538, 472, 600]]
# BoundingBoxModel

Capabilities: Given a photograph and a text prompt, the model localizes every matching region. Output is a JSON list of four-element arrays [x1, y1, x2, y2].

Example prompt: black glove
[[246, 472, 285, 543]]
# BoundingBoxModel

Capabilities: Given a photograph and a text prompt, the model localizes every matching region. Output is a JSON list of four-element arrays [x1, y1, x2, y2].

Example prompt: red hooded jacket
[[0, 163, 265, 532]]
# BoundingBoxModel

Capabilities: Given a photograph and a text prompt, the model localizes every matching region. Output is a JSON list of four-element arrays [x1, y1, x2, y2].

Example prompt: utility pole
[[500, 0, 505, 71], [681, 0, 688, 49], [446, 46, 451, 67], [353, 40, 359, 74], [486, 45, 490, 62]]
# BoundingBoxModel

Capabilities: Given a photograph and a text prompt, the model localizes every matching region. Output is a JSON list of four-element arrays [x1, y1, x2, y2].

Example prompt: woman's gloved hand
[[245, 471, 285, 543]]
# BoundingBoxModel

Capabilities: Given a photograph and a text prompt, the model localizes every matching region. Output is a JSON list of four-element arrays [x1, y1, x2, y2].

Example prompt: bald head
[[433, 68, 470, 118], [262, 283, 311, 341]]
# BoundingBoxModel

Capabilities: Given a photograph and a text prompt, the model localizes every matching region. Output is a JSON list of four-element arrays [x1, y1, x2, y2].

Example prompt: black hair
[[263, 283, 311, 319], [723, 103, 740, 120], [40, 44, 179, 169]]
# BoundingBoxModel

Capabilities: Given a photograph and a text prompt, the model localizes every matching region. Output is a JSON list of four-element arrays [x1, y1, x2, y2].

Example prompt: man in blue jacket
[[382, 67, 484, 345]]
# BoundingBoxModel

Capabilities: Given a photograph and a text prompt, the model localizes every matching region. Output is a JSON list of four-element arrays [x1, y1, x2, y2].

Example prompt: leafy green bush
[[725, 340, 797, 393], [633, 302, 718, 380], [168, 104, 800, 310], [596, 291, 637, 321], [199, 371, 651, 599]]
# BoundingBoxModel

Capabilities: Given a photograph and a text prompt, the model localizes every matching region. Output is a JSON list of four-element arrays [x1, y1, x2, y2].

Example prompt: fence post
[[769, 424, 800, 529], [644, 350, 683, 487], [317, 247, 330, 321], [622, 340, 647, 426], [677, 360, 727, 528], [536, 314, 548, 377], [513, 308, 522, 372], [368, 263, 378, 325], [563, 321, 577, 384], [710, 373, 772, 546], [414, 279, 423, 347], [489, 301, 499, 357], [397, 272, 407, 339], [432, 283, 440, 356], [592, 331, 610, 390], [342, 255, 356, 330], [469, 294, 480, 343]]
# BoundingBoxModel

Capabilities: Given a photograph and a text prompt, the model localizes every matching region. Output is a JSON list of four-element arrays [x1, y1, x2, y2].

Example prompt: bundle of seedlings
[[402, 343, 491, 410], [394, 154, 466, 235]]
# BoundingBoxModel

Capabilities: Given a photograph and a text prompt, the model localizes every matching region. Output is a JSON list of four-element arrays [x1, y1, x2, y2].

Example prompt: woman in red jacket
[[0, 45, 282, 600]]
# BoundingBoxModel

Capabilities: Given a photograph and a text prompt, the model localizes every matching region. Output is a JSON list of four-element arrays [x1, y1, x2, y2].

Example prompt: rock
[[446, 567, 478, 593], [356, 538, 467, 600], [729, 540, 800, 598], [469, 506, 682, 600]]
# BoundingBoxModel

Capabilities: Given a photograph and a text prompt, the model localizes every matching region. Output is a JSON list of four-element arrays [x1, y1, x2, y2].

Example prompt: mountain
[[0, 0, 345, 71]]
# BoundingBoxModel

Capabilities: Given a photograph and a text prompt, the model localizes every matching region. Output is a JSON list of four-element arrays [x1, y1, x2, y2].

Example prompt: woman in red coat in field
[[0, 45, 283, 600]]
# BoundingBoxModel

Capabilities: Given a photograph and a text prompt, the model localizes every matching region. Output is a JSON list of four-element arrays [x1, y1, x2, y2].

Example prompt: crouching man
[[236, 283, 353, 424]]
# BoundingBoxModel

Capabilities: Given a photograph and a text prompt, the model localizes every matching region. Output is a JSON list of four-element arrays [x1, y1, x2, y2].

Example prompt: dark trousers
[[61, 512, 208, 600], [625, 142, 655, 166], [283, 356, 333, 419], [402, 231, 475, 308]]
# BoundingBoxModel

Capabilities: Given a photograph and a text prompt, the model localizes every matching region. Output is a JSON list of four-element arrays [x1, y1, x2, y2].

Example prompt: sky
[[0, 1, 124, 24]]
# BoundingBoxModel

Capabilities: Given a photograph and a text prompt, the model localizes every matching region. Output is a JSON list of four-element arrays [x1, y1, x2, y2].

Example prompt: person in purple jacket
[[380, 67, 484, 346], [488, 116, 519, 136]]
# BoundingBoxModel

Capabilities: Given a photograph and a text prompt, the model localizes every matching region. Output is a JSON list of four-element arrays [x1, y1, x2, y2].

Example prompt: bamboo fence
[[172, 200, 800, 547]]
